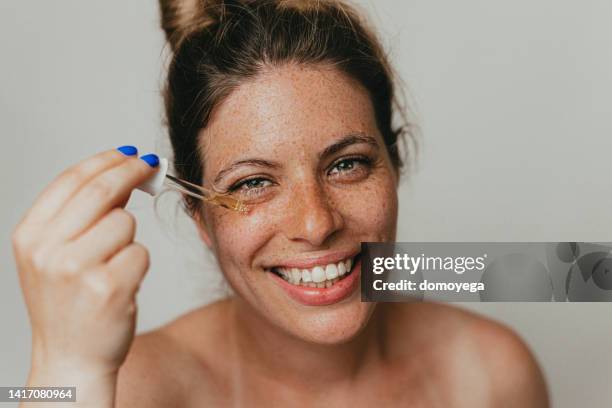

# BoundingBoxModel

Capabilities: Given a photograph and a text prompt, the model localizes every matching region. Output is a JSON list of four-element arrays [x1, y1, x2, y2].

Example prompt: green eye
[[229, 177, 273, 195], [328, 157, 372, 176], [336, 160, 355, 171], [243, 179, 268, 189]]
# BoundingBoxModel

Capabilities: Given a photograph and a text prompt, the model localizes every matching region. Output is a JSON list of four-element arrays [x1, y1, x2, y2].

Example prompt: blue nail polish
[[140, 153, 159, 168], [117, 145, 138, 156]]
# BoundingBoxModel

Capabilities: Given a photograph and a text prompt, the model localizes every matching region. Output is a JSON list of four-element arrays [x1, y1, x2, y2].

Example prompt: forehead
[[199, 64, 379, 171]]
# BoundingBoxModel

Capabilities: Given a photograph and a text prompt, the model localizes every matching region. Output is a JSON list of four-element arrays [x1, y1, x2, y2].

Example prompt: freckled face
[[197, 64, 398, 344]]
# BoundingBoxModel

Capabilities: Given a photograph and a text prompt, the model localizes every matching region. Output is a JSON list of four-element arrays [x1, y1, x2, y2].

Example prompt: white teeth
[[338, 262, 346, 276], [291, 268, 301, 284], [311, 266, 326, 283], [325, 264, 338, 280], [274, 255, 357, 287]]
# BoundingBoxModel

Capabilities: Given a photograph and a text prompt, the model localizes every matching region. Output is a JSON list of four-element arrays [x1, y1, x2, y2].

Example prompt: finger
[[22, 149, 135, 227], [106, 242, 150, 296], [117, 196, 130, 209], [65, 208, 137, 267], [49, 155, 157, 241]]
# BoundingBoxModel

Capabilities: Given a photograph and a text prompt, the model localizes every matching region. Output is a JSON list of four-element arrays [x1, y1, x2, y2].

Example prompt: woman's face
[[197, 64, 398, 344]]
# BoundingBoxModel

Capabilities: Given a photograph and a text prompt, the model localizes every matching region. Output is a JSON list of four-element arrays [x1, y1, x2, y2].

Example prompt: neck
[[229, 297, 387, 389]]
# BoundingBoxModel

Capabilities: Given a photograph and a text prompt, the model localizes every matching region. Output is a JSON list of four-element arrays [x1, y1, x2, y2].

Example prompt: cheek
[[205, 206, 276, 277]]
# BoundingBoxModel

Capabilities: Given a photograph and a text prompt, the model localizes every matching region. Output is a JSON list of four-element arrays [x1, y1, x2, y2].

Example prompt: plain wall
[[1, 1, 611, 406]]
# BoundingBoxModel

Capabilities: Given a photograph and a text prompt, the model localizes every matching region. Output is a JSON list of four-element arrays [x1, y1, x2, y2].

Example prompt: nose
[[283, 180, 344, 247]]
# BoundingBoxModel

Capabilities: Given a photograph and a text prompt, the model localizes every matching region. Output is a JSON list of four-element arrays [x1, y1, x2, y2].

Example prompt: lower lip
[[268, 258, 361, 306]]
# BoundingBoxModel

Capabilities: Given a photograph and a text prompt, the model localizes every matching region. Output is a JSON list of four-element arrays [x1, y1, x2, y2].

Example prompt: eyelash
[[227, 155, 374, 195], [328, 155, 373, 178], [228, 177, 273, 196]]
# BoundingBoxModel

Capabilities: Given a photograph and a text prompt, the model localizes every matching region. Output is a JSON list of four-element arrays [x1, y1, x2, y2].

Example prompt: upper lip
[[263, 249, 360, 270]]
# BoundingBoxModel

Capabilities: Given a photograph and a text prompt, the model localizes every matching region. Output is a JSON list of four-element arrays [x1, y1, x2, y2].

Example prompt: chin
[[274, 293, 376, 345]]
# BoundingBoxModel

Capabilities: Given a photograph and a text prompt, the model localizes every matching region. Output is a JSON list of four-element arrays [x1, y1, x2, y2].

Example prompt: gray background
[[1, 0, 611, 406]]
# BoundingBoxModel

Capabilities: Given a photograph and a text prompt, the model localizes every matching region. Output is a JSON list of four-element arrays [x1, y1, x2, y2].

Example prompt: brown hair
[[159, 0, 413, 214]]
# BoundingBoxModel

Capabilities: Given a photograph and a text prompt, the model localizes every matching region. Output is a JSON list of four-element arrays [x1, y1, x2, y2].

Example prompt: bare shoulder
[[460, 307, 550, 408], [116, 298, 235, 408], [383, 302, 549, 407]]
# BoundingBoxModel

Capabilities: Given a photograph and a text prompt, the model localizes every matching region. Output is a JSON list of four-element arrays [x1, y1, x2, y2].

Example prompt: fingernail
[[117, 145, 138, 156], [140, 153, 159, 168]]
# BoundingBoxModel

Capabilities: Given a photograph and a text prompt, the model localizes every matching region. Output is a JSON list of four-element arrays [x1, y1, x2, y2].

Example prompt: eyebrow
[[213, 132, 380, 184], [319, 133, 379, 160]]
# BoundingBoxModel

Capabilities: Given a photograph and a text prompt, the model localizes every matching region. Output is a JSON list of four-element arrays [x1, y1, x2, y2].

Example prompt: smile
[[264, 252, 362, 306], [271, 257, 355, 288]]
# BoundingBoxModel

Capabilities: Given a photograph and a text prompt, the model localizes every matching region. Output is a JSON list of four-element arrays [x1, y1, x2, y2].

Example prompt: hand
[[11, 147, 159, 405]]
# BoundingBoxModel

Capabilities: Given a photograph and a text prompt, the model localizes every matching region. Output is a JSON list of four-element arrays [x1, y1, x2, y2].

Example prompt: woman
[[13, 1, 548, 406]]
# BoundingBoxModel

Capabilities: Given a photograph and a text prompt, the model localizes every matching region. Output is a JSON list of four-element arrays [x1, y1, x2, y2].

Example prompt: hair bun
[[159, 1, 343, 52], [158, 0, 223, 52]]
